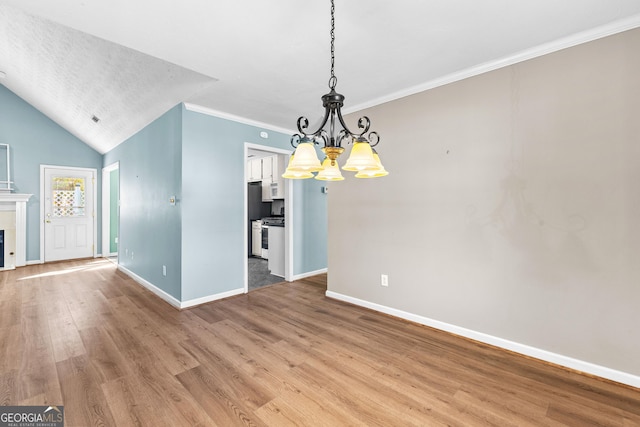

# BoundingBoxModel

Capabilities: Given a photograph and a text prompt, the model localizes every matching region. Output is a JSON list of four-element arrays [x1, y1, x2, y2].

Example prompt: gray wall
[[328, 28, 640, 378]]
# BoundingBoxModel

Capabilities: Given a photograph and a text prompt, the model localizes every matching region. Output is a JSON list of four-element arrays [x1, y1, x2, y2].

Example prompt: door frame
[[101, 162, 119, 259], [244, 142, 293, 293], [39, 164, 98, 263]]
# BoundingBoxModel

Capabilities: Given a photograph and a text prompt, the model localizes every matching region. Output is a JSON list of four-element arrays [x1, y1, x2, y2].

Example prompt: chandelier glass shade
[[316, 157, 345, 181], [283, 0, 387, 181], [355, 150, 389, 178]]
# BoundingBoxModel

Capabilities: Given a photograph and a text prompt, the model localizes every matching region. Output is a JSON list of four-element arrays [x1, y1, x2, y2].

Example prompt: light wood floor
[[1, 259, 639, 426]]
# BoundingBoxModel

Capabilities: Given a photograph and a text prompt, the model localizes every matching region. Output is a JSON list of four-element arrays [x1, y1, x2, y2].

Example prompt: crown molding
[[183, 103, 294, 136], [344, 13, 640, 115]]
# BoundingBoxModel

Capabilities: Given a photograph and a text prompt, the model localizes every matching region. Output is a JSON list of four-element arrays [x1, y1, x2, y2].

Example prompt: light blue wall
[[0, 85, 103, 262], [0, 82, 326, 300], [181, 107, 327, 301], [103, 105, 182, 300], [293, 178, 328, 274]]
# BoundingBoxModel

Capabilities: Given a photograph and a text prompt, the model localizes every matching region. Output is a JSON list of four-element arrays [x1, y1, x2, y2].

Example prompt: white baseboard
[[26, 260, 43, 265], [180, 288, 245, 309], [325, 290, 640, 389], [118, 265, 181, 309], [292, 268, 328, 281], [118, 265, 245, 310]]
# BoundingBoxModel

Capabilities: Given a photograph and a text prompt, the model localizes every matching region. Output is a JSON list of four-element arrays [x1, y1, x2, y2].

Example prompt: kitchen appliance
[[270, 181, 284, 199], [261, 217, 285, 227], [261, 223, 269, 258], [248, 182, 271, 256], [259, 217, 284, 259], [251, 220, 262, 257]]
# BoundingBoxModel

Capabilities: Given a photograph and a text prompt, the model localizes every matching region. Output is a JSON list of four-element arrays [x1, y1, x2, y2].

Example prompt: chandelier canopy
[[283, 0, 388, 181]]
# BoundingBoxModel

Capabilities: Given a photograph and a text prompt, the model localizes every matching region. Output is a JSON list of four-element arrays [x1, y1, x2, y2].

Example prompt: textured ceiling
[[1, 1, 640, 154], [0, 4, 216, 153]]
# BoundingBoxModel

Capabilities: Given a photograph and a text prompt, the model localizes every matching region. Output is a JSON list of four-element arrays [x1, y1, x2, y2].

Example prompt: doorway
[[244, 143, 293, 293], [102, 162, 119, 260], [40, 165, 97, 262]]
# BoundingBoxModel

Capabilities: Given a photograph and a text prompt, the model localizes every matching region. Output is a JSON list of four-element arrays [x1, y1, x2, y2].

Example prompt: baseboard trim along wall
[[292, 268, 328, 281], [118, 265, 244, 310], [325, 290, 640, 389], [180, 288, 245, 309]]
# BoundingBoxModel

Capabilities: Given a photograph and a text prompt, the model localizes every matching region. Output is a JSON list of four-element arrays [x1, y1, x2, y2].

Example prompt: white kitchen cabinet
[[261, 177, 272, 201], [262, 156, 273, 180], [270, 154, 286, 199], [247, 158, 262, 182], [249, 155, 286, 200], [261, 156, 275, 201]]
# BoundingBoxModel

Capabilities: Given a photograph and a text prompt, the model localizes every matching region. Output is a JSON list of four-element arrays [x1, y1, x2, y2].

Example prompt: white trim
[[292, 268, 328, 281], [39, 165, 98, 262], [325, 291, 640, 389], [180, 288, 245, 309], [118, 264, 244, 310], [101, 162, 119, 260], [26, 260, 43, 265], [344, 14, 640, 115], [118, 265, 181, 308], [184, 103, 294, 136]]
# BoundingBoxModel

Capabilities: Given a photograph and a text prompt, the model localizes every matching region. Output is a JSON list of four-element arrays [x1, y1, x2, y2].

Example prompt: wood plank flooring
[[1, 259, 639, 426]]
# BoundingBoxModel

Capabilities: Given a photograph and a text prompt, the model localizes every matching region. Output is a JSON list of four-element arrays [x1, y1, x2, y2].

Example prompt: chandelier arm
[[357, 116, 372, 136], [334, 106, 356, 137], [297, 105, 332, 140], [335, 106, 373, 139], [290, 133, 302, 148], [318, 130, 329, 147], [368, 131, 380, 147], [296, 116, 311, 134], [336, 129, 349, 147]]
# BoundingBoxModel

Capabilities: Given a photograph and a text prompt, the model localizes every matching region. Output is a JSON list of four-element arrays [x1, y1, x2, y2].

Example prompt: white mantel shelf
[[0, 193, 32, 269], [0, 193, 32, 203]]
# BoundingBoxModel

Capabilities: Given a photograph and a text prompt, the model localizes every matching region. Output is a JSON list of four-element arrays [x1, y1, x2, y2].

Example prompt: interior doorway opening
[[102, 162, 119, 261], [244, 143, 293, 293]]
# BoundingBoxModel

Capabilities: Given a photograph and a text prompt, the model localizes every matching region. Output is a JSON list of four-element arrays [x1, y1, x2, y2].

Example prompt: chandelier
[[282, 0, 388, 181]]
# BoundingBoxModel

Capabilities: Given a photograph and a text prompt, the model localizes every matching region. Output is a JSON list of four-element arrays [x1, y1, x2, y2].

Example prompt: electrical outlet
[[131, 251, 134, 260], [381, 274, 389, 287], [115, 237, 118, 243], [162, 265, 167, 276], [125, 248, 128, 256]]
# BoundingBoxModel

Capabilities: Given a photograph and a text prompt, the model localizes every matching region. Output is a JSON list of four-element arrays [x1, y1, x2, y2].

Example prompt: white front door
[[43, 167, 95, 262]]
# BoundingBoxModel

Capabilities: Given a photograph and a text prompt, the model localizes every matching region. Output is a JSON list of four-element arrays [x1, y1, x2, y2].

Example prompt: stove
[[261, 216, 285, 226]]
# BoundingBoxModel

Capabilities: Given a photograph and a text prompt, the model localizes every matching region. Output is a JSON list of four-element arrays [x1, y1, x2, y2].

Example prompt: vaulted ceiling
[[1, 0, 640, 154]]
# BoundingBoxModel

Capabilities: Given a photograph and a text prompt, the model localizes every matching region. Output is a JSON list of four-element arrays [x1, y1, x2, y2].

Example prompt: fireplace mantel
[[0, 193, 32, 269]]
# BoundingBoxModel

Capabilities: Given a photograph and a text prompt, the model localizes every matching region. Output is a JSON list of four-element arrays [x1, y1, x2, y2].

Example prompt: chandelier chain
[[329, 0, 336, 89]]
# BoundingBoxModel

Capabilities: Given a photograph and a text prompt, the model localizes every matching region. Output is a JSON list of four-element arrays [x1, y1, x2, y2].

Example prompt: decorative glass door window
[[51, 176, 86, 217]]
